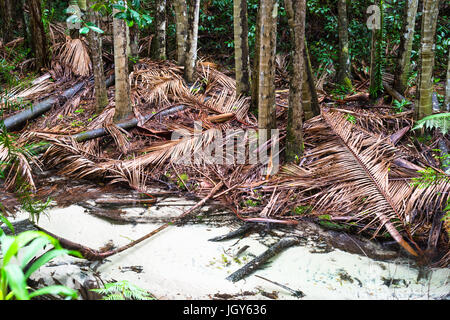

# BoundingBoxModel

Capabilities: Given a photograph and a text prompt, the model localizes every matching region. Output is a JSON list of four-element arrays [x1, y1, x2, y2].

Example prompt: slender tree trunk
[[285, 0, 306, 162], [251, 4, 262, 112], [257, 0, 278, 134], [304, 41, 320, 118], [129, 24, 140, 58], [369, 0, 384, 99], [173, 0, 187, 66], [393, 0, 418, 95], [184, 0, 201, 83], [113, 8, 131, 122], [86, 0, 108, 113], [416, 0, 440, 119], [445, 49, 450, 111], [155, 0, 167, 60], [337, 0, 352, 89], [29, 0, 48, 71], [0, 0, 13, 43], [233, 0, 250, 97]]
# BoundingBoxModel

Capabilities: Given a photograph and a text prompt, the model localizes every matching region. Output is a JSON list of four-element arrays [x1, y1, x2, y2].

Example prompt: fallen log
[[226, 237, 300, 283], [31, 104, 189, 155], [383, 82, 407, 102], [2, 75, 115, 131]]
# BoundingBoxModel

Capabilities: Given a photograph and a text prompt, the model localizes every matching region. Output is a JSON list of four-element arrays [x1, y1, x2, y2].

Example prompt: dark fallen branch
[[383, 82, 407, 102], [31, 104, 190, 155], [3, 75, 115, 131], [254, 274, 305, 298], [33, 181, 224, 261], [208, 223, 255, 242], [226, 237, 300, 283], [390, 126, 410, 145]]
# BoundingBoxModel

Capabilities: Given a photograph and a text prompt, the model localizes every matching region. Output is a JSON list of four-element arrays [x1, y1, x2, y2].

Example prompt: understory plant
[[0, 212, 81, 300], [90, 280, 154, 300]]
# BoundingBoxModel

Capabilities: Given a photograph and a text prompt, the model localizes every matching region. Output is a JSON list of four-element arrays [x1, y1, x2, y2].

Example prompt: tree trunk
[[184, 0, 201, 83], [337, 0, 352, 90], [416, 0, 440, 119], [129, 24, 140, 59], [304, 41, 320, 118], [113, 8, 131, 122], [393, 0, 418, 95], [155, 0, 167, 60], [233, 0, 250, 97], [29, 0, 49, 71], [86, 0, 108, 113], [285, 0, 306, 162], [369, 0, 384, 99], [0, 0, 13, 43], [251, 3, 262, 112], [445, 49, 450, 111], [173, 0, 187, 66], [256, 0, 278, 135]]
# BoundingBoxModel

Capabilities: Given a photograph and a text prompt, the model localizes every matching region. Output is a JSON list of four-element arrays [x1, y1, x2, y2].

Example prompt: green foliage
[[411, 167, 449, 189], [413, 113, 450, 135], [176, 173, 189, 190], [346, 114, 357, 124], [0, 214, 81, 300], [293, 205, 312, 215], [392, 99, 411, 113], [0, 46, 32, 88], [90, 280, 154, 300]]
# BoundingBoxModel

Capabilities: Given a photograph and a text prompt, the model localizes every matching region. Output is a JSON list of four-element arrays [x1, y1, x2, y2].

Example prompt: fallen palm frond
[[53, 37, 92, 78], [0, 128, 41, 191], [275, 109, 450, 258]]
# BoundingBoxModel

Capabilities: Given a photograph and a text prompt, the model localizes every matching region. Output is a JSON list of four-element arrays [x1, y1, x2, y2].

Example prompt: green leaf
[[20, 237, 52, 270], [0, 211, 14, 235], [88, 25, 104, 34], [29, 285, 78, 299], [3, 264, 29, 300], [3, 231, 60, 266], [79, 26, 90, 35], [66, 15, 82, 24], [112, 4, 126, 11], [25, 249, 77, 279], [114, 12, 127, 20]]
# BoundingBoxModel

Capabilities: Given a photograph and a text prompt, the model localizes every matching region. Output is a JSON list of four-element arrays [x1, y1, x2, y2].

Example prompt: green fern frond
[[90, 280, 154, 300], [413, 113, 450, 135]]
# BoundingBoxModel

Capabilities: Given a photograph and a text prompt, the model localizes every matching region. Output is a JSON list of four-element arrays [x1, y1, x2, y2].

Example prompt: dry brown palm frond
[[131, 72, 188, 106], [0, 133, 41, 191], [277, 109, 421, 257], [203, 90, 251, 124], [53, 37, 92, 77], [120, 126, 224, 173], [1, 73, 55, 105], [109, 162, 150, 193], [103, 123, 131, 154], [197, 62, 236, 95]]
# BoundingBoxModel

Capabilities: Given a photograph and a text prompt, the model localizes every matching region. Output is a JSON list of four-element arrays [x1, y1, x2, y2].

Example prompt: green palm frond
[[413, 113, 450, 135]]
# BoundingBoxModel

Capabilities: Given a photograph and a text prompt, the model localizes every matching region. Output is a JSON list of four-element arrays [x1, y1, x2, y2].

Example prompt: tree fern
[[413, 113, 450, 135], [90, 280, 154, 300]]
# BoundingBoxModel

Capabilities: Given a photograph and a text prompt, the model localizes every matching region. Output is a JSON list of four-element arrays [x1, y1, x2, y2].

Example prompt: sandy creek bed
[[1, 173, 449, 300]]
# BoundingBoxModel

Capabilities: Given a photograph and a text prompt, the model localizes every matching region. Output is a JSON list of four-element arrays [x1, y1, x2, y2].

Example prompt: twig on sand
[[208, 223, 255, 242], [33, 181, 224, 261], [226, 237, 300, 283], [254, 275, 305, 298]]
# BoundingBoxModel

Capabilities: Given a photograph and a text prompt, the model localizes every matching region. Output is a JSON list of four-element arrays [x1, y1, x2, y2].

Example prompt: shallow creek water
[[2, 174, 450, 300]]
